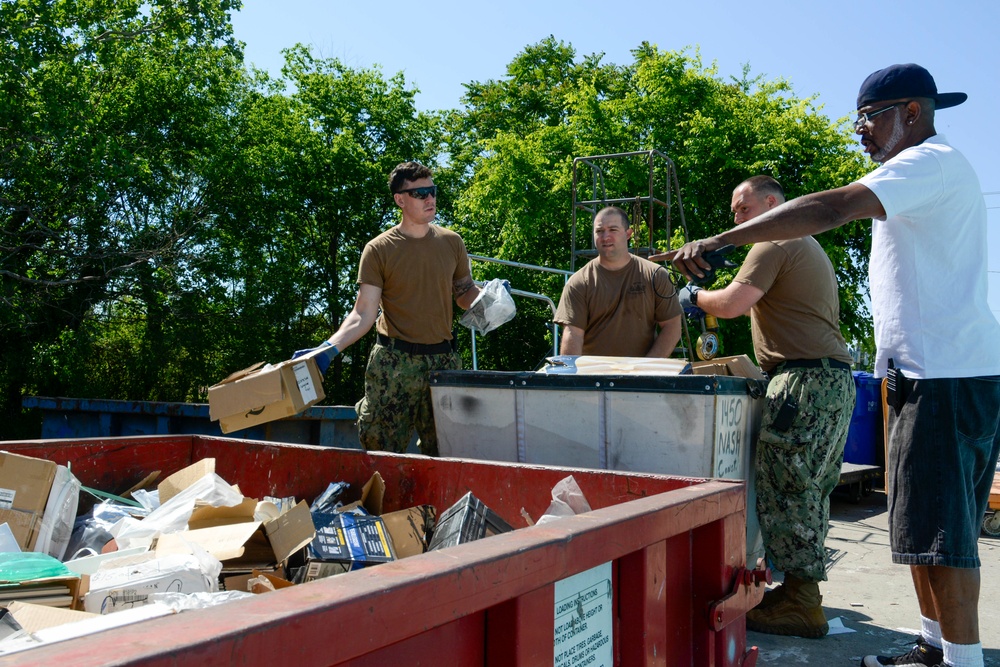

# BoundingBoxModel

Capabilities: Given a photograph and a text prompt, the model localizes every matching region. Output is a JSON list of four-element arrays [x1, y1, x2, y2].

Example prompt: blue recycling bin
[[843, 372, 883, 465]]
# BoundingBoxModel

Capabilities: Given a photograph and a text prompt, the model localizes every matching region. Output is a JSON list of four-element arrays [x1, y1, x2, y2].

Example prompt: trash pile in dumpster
[[0, 449, 591, 655]]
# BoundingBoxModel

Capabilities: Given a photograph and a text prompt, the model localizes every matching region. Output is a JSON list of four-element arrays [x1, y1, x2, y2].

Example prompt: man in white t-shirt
[[669, 64, 1000, 667]]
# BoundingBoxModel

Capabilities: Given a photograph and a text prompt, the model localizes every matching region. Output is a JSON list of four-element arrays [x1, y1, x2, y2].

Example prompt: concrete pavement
[[748, 488, 1000, 665]]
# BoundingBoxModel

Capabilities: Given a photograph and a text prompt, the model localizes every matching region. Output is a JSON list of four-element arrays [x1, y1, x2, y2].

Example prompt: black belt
[[377, 333, 452, 355], [778, 358, 851, 371]]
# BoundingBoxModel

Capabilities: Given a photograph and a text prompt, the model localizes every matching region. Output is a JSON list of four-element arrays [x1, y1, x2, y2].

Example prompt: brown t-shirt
[[554, 255, 681, 357], [734, 237, 851, 373], [358, 224, 471, 344]]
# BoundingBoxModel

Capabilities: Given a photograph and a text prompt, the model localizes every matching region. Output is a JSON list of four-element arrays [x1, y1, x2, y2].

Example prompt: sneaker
[[860, 637, 944, 666]]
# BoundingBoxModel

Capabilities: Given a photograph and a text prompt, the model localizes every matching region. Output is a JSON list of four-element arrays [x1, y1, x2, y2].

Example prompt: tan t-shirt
[[554, 255, 681, 357], [358, 224, 471, 345], [734, 237, 851, 373]]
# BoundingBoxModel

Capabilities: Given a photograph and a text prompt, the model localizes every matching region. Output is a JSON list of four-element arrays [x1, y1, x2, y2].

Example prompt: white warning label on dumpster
[[553, 562, 612, 667]]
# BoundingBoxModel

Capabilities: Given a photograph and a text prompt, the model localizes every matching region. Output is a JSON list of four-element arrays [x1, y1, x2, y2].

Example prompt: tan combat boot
[[754, 581, 789, 611], [745, 574, 828, 639]]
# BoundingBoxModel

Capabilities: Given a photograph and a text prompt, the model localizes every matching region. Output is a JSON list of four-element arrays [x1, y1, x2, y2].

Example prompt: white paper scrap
[[826, 616, 856, 635]]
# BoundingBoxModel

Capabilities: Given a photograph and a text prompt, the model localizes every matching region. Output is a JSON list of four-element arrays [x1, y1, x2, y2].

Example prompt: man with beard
[[669, 64, 1000, 667]]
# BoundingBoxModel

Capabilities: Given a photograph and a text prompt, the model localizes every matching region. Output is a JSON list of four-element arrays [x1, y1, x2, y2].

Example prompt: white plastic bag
[[33, 465, 81, 560], [459, 278, 516, 334], [112, 472, 244, 549], [534, 475, 593, 526]]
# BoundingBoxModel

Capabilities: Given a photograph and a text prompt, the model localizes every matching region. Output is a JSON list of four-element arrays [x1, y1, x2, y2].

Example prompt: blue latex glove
[[292, 341, 338, 375], [678, 283, 704, 318]]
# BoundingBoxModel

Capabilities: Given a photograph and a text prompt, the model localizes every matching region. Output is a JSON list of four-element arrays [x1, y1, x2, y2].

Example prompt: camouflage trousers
[[355, 342, 461, 456], [756, 366, 855, 582]]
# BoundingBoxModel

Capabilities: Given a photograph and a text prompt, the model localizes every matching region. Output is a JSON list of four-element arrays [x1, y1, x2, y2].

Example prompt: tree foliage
[[1, 0, 246, 433], [2, 13, 875, 437], [444, 39, 872, 369]]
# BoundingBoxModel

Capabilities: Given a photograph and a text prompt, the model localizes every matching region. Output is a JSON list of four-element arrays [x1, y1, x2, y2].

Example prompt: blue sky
[[231, 0, 1000, 317]]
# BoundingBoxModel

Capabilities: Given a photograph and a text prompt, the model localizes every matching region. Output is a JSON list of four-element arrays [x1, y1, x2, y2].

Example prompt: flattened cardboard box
[[0, 452, 57, 551], [155, 499, 315, 571], [691, 354, 766, 381], [208, 348, 326, 434], [6, 601, 97, 633]]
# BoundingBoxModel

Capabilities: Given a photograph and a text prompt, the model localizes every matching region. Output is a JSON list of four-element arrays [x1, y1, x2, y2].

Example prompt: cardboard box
[[0, 575, 82, 611], [82, 553, 214, 614], [0, 603, 171, 656], [329, 472, 384, 516], [295, 560, 351, 583], [208, 348, 326, 434], [223, 568, 293, 593], [690, 354, 767, 381], [427, 492, 512, 551], [381, 505, 436, 559], [155, 500, 315, 572], [308, 512, 395, 568], [158, 458, 216, 505], [5, 601, 97, 633], [0, 452, 58, 550]]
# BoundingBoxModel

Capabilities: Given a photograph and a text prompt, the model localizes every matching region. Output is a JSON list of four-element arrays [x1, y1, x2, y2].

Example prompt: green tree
[[443, 39, 872, 369], [1, 0, 245, 433]]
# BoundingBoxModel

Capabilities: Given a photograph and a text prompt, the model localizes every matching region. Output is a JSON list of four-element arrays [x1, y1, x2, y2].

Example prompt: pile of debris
[[0, 450, 588, 655]]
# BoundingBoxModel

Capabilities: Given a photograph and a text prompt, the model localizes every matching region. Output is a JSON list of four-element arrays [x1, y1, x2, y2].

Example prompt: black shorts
[[887, 376, 1000, 568]]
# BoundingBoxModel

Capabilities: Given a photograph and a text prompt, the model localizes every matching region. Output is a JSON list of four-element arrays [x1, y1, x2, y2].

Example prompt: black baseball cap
[[856, 63, 967, 110]]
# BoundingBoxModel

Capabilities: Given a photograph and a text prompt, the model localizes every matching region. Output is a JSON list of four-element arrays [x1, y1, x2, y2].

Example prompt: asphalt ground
[[748, 487, 1000, 666]]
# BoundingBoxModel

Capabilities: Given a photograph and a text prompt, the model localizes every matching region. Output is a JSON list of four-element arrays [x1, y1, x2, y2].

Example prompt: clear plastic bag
[[112, 472, 244, 549], [64, 500, 137, 560], [459, 278, 516, 334]]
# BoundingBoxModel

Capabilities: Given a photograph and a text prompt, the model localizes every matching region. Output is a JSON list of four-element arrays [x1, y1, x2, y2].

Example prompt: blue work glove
[[292, 340, 338, 375], [500, 279, 511, 294], [678, 283, 704, 318]]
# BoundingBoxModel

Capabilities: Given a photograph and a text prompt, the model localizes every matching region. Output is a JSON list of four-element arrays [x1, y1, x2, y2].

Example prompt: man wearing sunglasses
[[300, 161, 482, 457], [668, 64, 1000, 667]]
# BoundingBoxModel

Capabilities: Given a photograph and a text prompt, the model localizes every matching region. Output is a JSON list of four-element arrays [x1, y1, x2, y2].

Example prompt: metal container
[[430, 370, 767, 563], [21, 396, 361, 448], [0, 434, 764, 667]]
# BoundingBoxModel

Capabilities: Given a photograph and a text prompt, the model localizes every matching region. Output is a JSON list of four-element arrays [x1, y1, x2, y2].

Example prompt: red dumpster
[[0, 435, 763, 667]]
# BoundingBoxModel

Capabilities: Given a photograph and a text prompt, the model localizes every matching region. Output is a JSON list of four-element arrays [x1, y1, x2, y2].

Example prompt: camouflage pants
[[756, 367, 855, 582], [355, 343, 461, 456]]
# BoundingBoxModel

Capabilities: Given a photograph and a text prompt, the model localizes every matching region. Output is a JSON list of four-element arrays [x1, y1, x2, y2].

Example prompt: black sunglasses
[[396, 185, 437, 200]]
